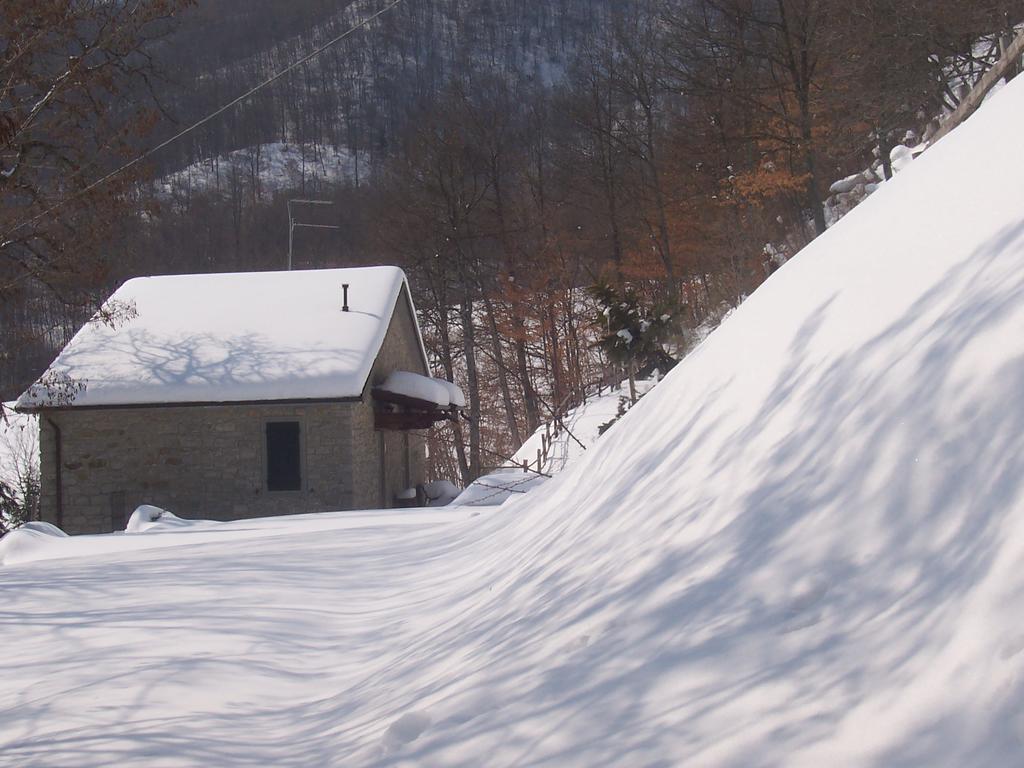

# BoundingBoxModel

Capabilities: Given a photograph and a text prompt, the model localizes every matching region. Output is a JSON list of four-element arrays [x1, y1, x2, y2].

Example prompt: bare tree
[[0, 0, 191, 402]]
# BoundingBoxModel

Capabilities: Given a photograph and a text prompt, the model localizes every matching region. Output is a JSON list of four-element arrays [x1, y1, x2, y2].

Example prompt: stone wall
[[40, 401, 354, 534], [349, 399, 380, 508], [351, 284, 429, 508], [348, 404, 419, 509]]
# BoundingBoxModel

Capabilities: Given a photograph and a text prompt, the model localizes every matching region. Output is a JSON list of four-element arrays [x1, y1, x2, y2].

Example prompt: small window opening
[[266, 421, 301, 491]]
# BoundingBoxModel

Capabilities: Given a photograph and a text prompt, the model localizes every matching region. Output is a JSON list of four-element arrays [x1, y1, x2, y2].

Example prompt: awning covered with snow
[[372, 371, 464, 430]]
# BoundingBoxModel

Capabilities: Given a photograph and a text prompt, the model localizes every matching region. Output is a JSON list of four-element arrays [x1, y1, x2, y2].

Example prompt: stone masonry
[[39, 402, 354, 533], [351, 284, 428, 509]]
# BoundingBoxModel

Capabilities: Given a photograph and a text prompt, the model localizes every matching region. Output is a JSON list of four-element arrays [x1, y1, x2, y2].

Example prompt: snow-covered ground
[[511, 374, 662, 475], [450, 470, 549, 507], [0, 506, 471, 568], [3, 72, 1024, 768]]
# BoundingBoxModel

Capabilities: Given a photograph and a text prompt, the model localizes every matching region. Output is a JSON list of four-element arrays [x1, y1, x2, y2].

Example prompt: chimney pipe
[[342, 283, 350, 312]]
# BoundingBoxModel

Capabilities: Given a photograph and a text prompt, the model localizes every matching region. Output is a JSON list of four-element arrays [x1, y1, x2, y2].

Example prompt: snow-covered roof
[[434, 378, 467, 408], [375, 371, 465, 409], [17, 266, 428, 409]]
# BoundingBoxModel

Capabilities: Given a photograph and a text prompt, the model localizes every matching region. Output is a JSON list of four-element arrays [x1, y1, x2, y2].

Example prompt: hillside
[[3, 67, 1024, 768], [152, 0, 616, 177]]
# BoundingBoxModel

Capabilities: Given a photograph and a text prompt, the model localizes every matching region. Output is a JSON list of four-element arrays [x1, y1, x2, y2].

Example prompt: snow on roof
[[16, 266, 427, 409], [375, 371, 466, 409], [376, 371, 451, 407], [433, 377, 466, 408]]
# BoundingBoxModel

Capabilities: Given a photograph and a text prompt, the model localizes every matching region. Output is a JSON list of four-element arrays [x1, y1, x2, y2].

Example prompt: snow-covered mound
[[124, 505, 198, 533], [0, 521, 67, 566], [422, 479, 461, 506], [452, 470, 549, 506], [2, 76, 1024, 767], [397, 479, 463, 507]]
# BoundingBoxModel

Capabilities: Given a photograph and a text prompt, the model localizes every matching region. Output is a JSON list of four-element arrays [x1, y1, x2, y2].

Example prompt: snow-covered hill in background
[[158, 142, 359, 198], [3, 74, 1024, 767], [153, 0, 612, 182]]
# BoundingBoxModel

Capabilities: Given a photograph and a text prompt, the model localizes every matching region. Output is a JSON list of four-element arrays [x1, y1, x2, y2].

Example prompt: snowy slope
[[157, 142, 359, 197], [511, 374, 661, 474], [3, 76, 1024, 766]]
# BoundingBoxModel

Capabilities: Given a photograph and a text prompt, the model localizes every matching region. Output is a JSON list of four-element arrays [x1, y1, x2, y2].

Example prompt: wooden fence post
[[931, 29, 1024, 143]]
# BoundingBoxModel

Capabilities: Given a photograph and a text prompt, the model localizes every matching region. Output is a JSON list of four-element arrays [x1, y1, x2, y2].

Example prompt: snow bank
[[124, 505, 198, 533], [2, 75, 1024, 768], [0, 521, 67, 566], [423, 479, 461, 506]]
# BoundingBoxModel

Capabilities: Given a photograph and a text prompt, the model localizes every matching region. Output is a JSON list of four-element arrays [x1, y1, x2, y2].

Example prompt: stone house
[[16, 266, 459, 535]]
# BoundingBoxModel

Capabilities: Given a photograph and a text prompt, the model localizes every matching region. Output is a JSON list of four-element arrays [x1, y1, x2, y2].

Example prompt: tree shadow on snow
[[1, 221, 1023, 767]]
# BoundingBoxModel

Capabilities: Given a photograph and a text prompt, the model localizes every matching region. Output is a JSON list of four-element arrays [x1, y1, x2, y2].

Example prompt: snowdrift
[[452, 470, 549, 506], [0, 521, 67, 567], [124, 505, 199, 533], [3, 78, 1024, 768]]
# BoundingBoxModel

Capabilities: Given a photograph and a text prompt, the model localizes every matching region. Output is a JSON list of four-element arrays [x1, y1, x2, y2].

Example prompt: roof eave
[[19, 394, 364, 413]]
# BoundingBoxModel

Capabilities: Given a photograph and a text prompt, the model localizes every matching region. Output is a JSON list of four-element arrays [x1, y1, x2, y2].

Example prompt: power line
[[4, 0, 406, 242]]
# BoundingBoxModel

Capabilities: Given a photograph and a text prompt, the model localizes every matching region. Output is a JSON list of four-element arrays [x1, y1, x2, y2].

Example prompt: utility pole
[[287, 199, 341, 270]]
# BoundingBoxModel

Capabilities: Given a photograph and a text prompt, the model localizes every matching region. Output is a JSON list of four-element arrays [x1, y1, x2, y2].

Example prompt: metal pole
[[287, 206, 294, 270], [287, 198, 337, 271]]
